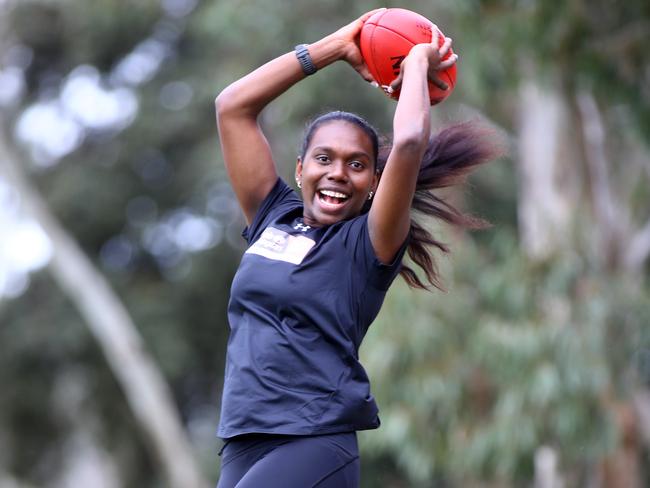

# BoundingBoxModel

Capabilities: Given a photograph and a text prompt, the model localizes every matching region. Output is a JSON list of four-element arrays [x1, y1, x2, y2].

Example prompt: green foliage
[[1, 0, 649, 486], [451, 0, 650, 140], [362, 230, 649, 485]]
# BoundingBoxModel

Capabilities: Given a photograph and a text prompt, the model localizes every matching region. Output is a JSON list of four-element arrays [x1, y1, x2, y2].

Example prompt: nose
[[327, 160, 348, 182]]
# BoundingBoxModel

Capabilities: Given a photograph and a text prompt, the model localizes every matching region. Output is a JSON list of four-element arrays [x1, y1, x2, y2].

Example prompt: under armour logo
[[293, 223, 311, 232]]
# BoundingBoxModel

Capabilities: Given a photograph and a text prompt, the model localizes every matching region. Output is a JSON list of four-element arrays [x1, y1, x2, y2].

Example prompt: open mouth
[[317, 189, 350, 208]]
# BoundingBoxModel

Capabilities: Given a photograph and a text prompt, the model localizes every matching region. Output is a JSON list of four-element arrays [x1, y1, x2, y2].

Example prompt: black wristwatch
[[295, 44, 317, 76]]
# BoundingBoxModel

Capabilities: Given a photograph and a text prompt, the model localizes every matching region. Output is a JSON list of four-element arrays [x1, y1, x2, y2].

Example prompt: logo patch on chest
[[246, 227, 315, 264]]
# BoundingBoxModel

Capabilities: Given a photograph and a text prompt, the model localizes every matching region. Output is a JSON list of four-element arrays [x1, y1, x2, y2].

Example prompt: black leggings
[[216, 432, 360, 488]]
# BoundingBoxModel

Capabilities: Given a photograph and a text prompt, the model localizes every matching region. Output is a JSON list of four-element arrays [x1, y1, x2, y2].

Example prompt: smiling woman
[[297, 116, 378, 227], [214, 9, 501, 488]]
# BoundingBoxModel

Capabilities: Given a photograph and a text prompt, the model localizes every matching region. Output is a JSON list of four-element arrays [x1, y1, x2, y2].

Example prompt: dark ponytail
[[379, 120, 505, 290]]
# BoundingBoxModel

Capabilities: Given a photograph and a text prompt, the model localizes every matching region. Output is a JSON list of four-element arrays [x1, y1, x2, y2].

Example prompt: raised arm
[[215, 11, 381, 225], [368, 36, 457, 263]]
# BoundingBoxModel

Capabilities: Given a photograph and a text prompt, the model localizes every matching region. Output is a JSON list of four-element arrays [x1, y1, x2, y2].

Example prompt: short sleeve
[[339, 214, 409, 291], [242, 178, 302, 244]]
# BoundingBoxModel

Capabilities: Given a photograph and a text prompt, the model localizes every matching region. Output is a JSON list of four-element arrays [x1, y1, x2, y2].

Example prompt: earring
[[296, 179, 302, 189], [368, 191, 374, 200]]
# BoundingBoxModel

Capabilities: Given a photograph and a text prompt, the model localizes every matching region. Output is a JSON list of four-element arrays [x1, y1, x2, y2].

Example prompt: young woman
[[214, 9, 499, 488]]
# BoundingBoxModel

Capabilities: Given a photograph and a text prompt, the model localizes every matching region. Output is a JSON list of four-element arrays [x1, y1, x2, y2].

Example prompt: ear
[[371, 169, 379, 193], [295, 157, 303, 181]]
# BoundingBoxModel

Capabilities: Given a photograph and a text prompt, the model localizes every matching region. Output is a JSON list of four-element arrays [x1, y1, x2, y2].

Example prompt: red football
[[360, 8, 457, 105]]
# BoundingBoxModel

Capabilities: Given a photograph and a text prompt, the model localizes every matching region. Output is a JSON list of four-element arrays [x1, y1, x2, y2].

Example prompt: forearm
[[215, 36, 347, 118], [367, 50, 433, 261], [392, 52, 431, 154]]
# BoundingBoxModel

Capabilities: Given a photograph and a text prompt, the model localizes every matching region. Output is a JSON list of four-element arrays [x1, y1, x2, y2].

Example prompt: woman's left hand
[[389, 34, 458, 93]]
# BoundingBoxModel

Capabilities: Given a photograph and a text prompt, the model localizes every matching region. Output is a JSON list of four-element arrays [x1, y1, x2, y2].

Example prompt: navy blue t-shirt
[[218, 178, 407, 439]]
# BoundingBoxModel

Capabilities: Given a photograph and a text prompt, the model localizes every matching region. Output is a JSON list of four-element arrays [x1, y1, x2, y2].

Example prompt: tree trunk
[[51, 369, 121, 488], [516, 80, 576, 261], [534, 446, 563, 488], [625, 218, 650, 273], [575, 91, 626, 269], [0, 128, 208, 488], [598, 401, 642, 488]]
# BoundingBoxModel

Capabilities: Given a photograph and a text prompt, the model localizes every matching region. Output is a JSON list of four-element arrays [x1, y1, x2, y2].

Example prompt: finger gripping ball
[[360, 8, 457, 105]]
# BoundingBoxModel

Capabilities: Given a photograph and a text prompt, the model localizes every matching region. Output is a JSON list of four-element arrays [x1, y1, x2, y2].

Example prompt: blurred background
[[1, 0, 649, 486]]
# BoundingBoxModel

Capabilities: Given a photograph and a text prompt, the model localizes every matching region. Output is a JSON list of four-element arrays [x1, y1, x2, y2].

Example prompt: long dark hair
[[300, 112, 504, 290]]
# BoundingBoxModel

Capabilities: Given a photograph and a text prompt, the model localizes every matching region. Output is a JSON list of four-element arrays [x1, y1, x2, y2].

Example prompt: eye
[[349, 160, 365, 170], [315, 155, 330, 164]]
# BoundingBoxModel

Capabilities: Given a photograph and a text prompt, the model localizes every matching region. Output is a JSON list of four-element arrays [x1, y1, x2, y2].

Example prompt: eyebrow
[[311, 146, 371, 160]]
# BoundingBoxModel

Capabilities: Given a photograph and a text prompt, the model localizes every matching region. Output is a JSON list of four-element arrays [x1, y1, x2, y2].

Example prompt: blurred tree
[[1, 0, 649, 487], [0, 125, 208, 488]]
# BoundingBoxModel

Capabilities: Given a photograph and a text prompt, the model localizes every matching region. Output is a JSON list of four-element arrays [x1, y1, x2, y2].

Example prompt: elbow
[[214, 87, 235, 117], [392, 130, 429, 157], [215, 85, 258, 121], [392, 116, 430, 155]]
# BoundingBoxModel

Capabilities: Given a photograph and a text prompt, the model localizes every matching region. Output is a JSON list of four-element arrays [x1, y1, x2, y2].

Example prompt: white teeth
[[320, 190, 348, 199]]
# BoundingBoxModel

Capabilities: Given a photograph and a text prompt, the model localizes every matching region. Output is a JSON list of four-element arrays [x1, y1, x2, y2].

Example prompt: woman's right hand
[[324, 9, 386, 83]]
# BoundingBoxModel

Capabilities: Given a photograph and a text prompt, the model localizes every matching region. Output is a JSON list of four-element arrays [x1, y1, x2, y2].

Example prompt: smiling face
[[296, 120, 378, 227]]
